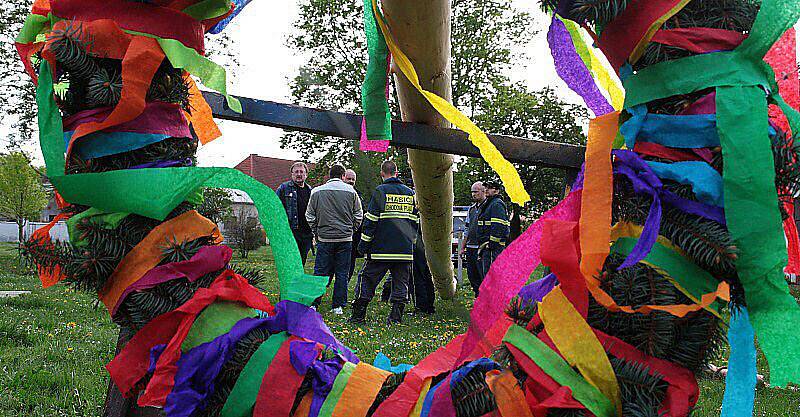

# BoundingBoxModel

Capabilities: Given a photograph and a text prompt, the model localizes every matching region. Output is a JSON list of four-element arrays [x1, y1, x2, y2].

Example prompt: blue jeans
[[314, 241, 352, 308]]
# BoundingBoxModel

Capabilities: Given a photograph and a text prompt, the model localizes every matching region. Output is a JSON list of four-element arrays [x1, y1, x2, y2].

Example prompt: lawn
[[1, 242, 799, 416]]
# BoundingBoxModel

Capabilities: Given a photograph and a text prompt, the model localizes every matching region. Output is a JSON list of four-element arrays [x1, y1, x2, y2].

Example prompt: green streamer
[[502, 325, 615, 417], [317, 361, 357, 417], [182, 0, 233, 21], [617, 0, 800, 386], [610, 237, 724, 314], [361, 0, 392, 141], [181, 301, 257, 352], [716, 85, 800, 387], [66, 208, 130, 248], [219, 332, 289, 417], [156, 38, 242, 113], [36, 60, 325, 307]]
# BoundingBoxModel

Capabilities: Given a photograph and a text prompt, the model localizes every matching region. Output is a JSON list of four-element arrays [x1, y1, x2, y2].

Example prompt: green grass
[[1, 242, 799, 416]]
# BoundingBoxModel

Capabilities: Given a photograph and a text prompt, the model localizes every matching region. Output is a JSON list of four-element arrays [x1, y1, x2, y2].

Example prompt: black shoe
[[414, 306, 435, 316], [387, 303, 405, 325], [349, 300, 368, 324]]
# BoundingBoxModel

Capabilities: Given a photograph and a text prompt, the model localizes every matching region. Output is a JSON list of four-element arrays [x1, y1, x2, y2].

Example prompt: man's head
[[380, 160, 398, 180], [470, 181, 485, 203], [291, 162, 308, 185], [344, 169, 357, 186], [484, 180, 501, 197], [329, 164, 346, 180]]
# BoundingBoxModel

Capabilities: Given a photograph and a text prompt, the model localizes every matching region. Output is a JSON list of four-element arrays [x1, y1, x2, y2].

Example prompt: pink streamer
[[456, 190, 583, 363]]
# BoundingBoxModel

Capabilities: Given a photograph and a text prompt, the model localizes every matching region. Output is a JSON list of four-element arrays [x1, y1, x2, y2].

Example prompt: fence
[[0, 221, 70, 243]]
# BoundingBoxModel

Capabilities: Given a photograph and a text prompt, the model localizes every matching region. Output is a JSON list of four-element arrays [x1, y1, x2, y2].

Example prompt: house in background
[[226, 154, 317, 230]]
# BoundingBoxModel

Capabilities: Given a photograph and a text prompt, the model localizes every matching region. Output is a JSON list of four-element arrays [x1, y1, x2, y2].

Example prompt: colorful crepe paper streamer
[[360, 0, 391, 152], [369, 0, 529, 204], [720, 308, 757, 417]]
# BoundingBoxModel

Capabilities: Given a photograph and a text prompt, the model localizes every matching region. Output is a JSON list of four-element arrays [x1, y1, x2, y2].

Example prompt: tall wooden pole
[[382, 0, 456, 299]]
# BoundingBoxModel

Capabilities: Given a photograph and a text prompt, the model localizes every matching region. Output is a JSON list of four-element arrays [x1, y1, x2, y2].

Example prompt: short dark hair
[[381, 160, 397, 176], [329, 164, 346, 179], [484, 180, 501, 190]]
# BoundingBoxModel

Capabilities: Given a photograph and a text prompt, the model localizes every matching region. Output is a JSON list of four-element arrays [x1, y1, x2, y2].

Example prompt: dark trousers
[[294, 231, 314, 266], [465, 247, 482, 296], [411, 242, 435, 312], [355, 260, 411, 304], [477, 247, 502, 285], [314, 241, 352, 308]]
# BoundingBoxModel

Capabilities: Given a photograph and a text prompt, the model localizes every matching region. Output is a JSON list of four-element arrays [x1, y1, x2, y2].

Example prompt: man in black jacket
[[476, 180, 510, 282], [275, 162, 314, 265], [350, 161, 418, 325]]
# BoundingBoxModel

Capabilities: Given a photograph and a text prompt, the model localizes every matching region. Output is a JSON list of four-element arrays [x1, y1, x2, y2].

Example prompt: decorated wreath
[[17, 0, 800, 416]]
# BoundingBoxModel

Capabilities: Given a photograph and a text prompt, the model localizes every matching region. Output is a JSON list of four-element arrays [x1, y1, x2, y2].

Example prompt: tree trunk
[[382, 0, 456, 299]]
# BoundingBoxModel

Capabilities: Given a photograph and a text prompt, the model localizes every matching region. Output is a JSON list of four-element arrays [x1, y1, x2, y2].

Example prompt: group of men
[[459, 180, 511, 297], [275, 160, 432, 325]]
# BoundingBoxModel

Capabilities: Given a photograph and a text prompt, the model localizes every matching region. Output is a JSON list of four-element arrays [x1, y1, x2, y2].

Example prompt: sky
[[195, 0, 577, 167]]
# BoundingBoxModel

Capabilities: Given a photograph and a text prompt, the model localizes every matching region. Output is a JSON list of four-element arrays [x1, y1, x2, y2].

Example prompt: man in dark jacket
[[459, 181, 485, 296], [350, 161, 418, 325], [476, 180, 510, 282], [275, 161, 314, 265]]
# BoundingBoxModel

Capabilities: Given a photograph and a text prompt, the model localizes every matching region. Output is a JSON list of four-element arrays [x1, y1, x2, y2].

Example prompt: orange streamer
[[579, 111, 619, 282], [99, 210, 221, 312], [185, 75, 222, 144], [68, 36, 165, 150], [31, 212, 72, 288], [293, 392, 314, 416], [485, 370, 535, 417], [331, 363, 391, 417]]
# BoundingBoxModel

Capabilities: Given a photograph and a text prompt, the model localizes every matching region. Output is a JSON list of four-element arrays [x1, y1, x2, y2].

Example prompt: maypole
[[382, 0, 457, 298]]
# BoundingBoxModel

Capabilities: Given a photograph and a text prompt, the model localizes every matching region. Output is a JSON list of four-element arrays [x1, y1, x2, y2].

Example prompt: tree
[[455, 85, 587, 217], [0, 152, 48, 247], [0, 0, 36, 151], [282, 0, 532, 168], [226, 208, 265, 259], [198, 188, 234, 224]]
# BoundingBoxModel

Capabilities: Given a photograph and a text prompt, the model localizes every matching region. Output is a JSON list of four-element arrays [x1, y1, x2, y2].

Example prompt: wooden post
[[382, 0, 457, 299]]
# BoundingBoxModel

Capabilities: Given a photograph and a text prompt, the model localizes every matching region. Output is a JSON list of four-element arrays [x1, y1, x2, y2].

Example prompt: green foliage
[[455, 86, 587, 216], [226, 211, 265, 259], [283, 0, 534, 187], [0, 0, 36, 149], [0, 152, 48, 243], [198, 188, 234, 224]]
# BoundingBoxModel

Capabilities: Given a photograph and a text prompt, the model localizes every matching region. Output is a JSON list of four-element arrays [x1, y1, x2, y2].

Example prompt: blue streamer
[[64, 131, 171, 160], [373, 352, 413, 373], [646, 161, 724, 207], [621, 105, 720, 149], [721, 307, 757, 417], [209, 0, 252, 34]]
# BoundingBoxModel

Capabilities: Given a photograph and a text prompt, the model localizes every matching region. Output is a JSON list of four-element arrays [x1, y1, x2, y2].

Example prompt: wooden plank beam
[[202, 91, 586, 169]]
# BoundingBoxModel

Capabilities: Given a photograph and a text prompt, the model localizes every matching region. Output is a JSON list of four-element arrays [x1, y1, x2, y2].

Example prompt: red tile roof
[[233, 154, 316, 190]]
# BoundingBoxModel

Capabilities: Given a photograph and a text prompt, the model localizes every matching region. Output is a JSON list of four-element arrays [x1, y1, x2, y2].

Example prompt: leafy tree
[[198, 188, 234, 224], [0, 152, 48, 247], [282, 0, 532, 196], [0, 0, 36, 150], [226, 208, 265, 259], [455, 85, 587, 216]]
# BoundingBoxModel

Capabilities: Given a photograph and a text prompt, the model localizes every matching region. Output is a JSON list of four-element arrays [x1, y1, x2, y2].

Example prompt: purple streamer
[[548, 17, 614, 116], [130, 158, 192, 169], [291, 341, 344, 417], [518, 273, 558, 306]]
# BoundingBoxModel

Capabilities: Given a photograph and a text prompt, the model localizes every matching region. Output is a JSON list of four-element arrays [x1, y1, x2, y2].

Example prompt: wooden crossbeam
[[202, 91, 586, 170]]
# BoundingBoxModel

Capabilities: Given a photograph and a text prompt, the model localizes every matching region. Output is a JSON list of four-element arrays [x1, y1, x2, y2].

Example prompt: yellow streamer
[[540, 287, 622, 416], [409, 378, 432, 417], [370, 0, 529, 204], [561, 18, 625, 110]]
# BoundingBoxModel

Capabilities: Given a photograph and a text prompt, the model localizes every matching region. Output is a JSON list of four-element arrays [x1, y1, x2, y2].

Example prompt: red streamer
[[253, 336, 309, 417], [106, 271, 275, 406], [651, 28, 747, 53]]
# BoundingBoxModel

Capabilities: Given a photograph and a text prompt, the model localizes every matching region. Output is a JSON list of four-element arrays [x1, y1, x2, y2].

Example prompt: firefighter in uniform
[[476, 180, 510, 280], [350, 161, 419, 325]]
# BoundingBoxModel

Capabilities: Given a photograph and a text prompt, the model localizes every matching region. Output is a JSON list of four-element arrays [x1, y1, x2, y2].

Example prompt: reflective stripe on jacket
[[358, 177, 418, 261], [476, 195, 509, 250]]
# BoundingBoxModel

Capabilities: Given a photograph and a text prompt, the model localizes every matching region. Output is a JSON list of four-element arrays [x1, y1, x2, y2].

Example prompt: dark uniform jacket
[[476, 195, 510, 251], [358, 177, 419, 261]]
